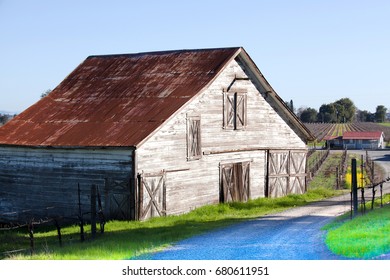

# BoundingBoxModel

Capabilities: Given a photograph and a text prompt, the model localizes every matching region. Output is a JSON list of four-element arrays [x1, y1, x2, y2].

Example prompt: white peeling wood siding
[[0, 146, 133, 222], [137, 58, 307, 216]]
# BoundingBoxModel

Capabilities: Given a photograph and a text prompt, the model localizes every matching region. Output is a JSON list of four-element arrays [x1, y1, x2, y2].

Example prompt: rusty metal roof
[[0, 48, 240, 147], [342, 131, 384, 140], [0, 47, 314, 147]]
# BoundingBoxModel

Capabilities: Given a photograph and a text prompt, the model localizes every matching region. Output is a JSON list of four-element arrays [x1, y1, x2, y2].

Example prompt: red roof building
[[342, 131, 385, 149], [342, 131, 384, 140]]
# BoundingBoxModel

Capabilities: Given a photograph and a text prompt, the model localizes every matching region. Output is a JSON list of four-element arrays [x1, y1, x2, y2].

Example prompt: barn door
[[220, 161, 250, 203], [267, 151, 289, 197], [289, 151, 307, 194], [104, 178, 135, 220], [138, 172, 166, 220]]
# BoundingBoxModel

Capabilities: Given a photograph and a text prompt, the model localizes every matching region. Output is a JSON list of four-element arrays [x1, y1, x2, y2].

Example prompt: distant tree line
[[1, 89, 51, 126], [294, 98, 388, 123], [0, 113, 15, 126]]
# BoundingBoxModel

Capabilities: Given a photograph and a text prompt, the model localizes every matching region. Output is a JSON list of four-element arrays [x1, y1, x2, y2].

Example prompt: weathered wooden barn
[[0, 47, 314, 223]]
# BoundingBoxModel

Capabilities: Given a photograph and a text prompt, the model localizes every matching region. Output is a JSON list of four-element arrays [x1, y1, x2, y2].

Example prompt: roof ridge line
[[87, 47, 242, 59]]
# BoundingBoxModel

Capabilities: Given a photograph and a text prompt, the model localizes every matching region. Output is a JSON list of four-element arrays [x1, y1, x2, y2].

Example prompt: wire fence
[[350, 154, 390, 219], [0, 184, 106, 257], [306, 148, 330, 184]]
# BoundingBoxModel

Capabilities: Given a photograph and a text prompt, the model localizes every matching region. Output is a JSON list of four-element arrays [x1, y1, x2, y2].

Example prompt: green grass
[[378, 122, 390, 127], [307, 141, 325, 149], [307, 150, 328, 171], [324, 195, 390, 259], [308, 152, 343, 189], [1, 187, 339, 260]]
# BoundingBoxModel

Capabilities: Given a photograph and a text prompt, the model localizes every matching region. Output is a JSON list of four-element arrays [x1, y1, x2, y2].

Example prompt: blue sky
[[1, 0, 389, 114]]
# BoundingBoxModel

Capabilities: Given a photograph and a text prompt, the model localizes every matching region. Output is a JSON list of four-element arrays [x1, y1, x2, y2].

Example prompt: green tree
[[317, 103, 337, 123], [334, 98, 356, 122], [315, 98, 356, 123], [375, 105, 387, 123], [357, 110, 375, 122], [285, 99, 295, 113], [298, 107, 318, 123], [40, 89, 52, 99], [0, 114, 13, 125]]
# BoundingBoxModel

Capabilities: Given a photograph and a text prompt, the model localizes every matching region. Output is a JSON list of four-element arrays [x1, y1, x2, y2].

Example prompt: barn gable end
[[136, 53, 310, 217]]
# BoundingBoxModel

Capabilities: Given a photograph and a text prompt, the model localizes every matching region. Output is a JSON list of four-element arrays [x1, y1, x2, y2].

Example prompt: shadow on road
[[373, 154, 390, 162]]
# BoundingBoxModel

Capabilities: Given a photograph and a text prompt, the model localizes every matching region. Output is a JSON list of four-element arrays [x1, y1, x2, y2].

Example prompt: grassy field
[[379, 122, 390, 127], [1, 187, 339, 260], [324, 195, 390, 259]]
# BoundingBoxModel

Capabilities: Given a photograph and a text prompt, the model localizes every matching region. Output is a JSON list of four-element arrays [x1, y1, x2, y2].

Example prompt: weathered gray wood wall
[[0, 147, 133, 222], [137, 57, 307, 218]]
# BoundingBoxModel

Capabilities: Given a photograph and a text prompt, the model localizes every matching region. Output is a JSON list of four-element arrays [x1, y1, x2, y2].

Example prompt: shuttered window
[[187, 115, 202, 160], [223, 91, 247, 130]]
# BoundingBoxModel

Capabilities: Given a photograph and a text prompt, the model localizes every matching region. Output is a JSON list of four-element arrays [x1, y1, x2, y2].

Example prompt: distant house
[[0, 47, 314, 223], [323, 135, 343, 149], [342, 131, 385, 150]]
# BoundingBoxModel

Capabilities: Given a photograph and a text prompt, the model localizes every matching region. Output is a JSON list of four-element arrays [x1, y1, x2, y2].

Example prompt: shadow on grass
[[1, 216, 249, 260], [0, 188, 344, 260]]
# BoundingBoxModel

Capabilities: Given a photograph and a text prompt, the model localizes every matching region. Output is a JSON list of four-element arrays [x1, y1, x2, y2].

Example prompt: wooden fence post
[[371, 187, 376, 210], [28, 221, 34, 256], [96, 185, 106, 234], [78, 184, 85, 242], [54, 219, 62, 247], [350, 191, 353, 220], [91, 184, 97, 238], [351, 158, 358, 217], [360, 155, 364, 188], [380, 183, 383, 208]]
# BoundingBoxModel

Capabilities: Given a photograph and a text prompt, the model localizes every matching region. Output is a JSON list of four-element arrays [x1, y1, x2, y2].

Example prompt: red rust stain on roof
[[0, 48, 240, 147], [342, 131, 384, 140]]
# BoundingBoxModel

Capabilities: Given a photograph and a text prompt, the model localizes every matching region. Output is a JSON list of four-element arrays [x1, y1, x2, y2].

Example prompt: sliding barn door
[[220, 161, 250, 203], [267, 150, 307, 197], [289, 151, 307, 194], [268, 151, 289, 197]]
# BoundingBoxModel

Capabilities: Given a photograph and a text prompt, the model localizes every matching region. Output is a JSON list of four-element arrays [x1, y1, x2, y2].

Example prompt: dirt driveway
[[143, 150, 390, 260]]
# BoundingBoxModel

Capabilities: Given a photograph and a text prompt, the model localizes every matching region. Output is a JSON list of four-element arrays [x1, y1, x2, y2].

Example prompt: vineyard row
[[304, 122, 390, 142]]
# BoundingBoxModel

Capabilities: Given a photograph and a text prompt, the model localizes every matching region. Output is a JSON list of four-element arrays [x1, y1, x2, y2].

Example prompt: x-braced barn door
[[220, 161, 250, 203], [267, 151, 289, 197], [267, 150, 307, 197], [104, 178, 135, 220], [138, 172, 166, 220], [289, 151, 307, 194]]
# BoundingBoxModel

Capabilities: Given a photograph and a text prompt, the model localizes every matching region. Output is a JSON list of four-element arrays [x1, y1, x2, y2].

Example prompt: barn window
[[187, 115, 202, 160], [223, 91, 247, 130]]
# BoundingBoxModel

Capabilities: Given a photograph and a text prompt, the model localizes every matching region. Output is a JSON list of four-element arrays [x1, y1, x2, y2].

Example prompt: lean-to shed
[[0, 47, 314, 223]]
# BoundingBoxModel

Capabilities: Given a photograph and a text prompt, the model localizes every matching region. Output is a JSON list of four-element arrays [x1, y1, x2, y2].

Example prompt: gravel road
[[138, 150, 390, 260]]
